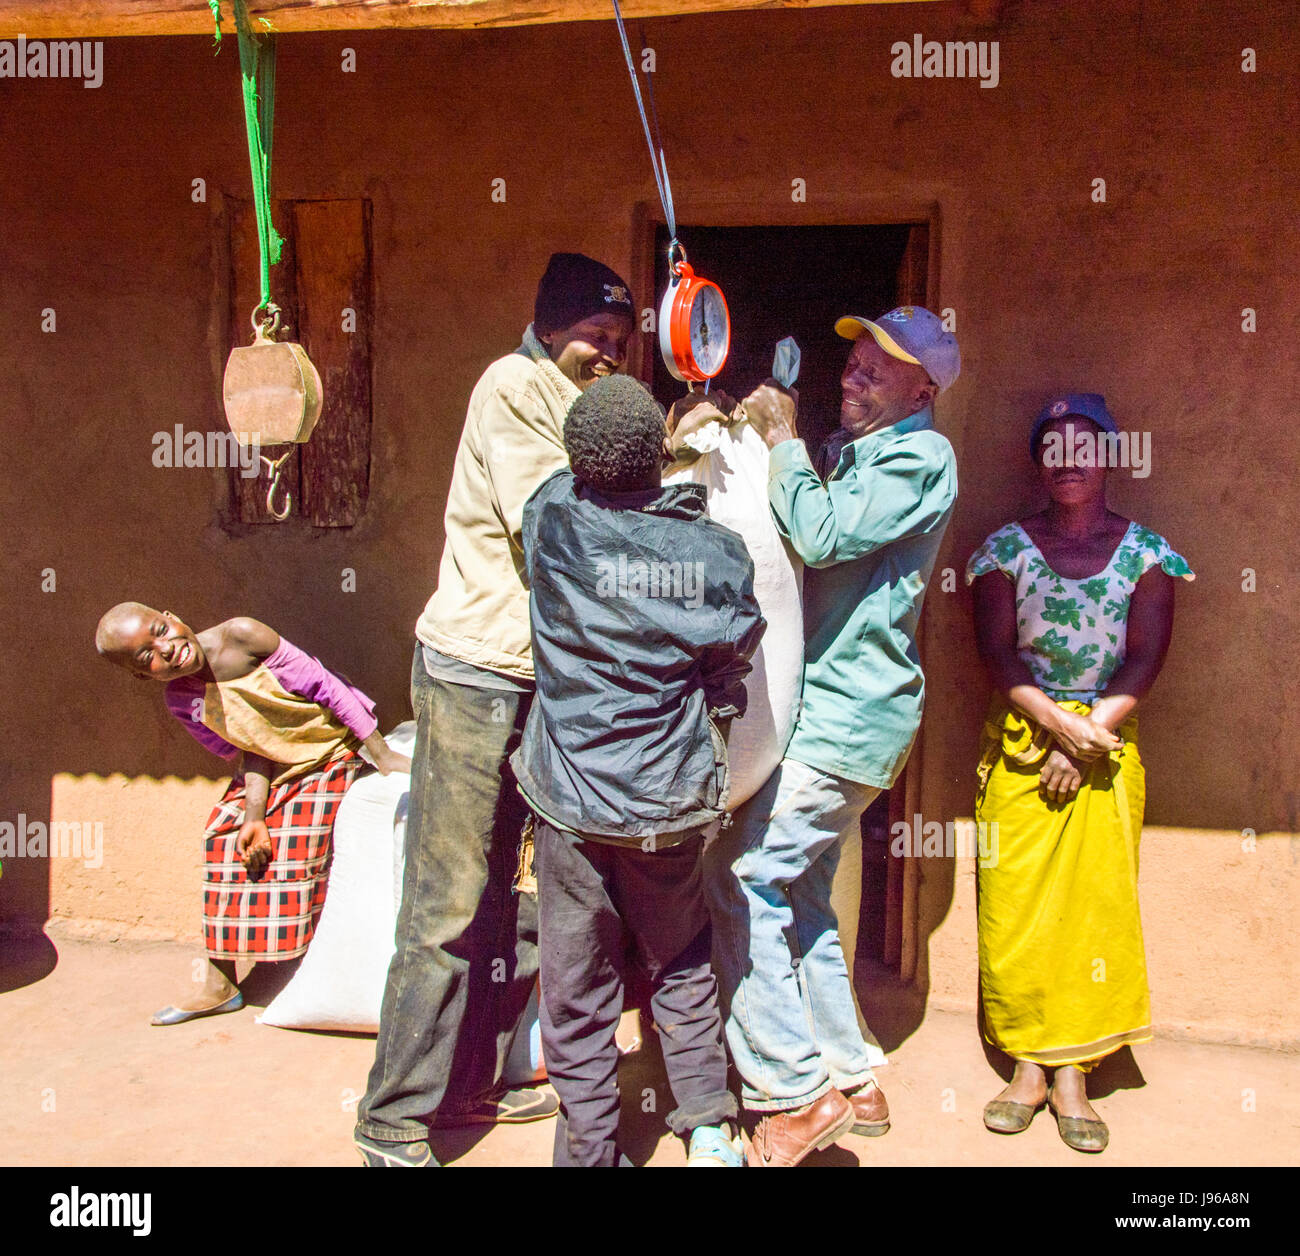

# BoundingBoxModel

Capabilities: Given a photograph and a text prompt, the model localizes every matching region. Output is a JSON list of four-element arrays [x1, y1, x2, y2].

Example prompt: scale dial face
[[688, 284, 729, 378], [659, 265, 731, 383]]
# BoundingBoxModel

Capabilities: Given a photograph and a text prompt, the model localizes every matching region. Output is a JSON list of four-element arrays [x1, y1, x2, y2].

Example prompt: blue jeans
[[354, 646, 538, 1143], [704, 757, 880, 1112]]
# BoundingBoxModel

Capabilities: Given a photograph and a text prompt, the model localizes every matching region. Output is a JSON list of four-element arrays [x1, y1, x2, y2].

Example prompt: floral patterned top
[[965, 521, 1194, 702]]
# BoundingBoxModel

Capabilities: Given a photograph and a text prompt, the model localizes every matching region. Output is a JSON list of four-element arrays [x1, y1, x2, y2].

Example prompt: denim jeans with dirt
[[354, 646, 538, 1144]]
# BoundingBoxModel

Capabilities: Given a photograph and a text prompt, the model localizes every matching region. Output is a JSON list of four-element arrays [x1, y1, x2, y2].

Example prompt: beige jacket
[[415, 327, 579, 678]]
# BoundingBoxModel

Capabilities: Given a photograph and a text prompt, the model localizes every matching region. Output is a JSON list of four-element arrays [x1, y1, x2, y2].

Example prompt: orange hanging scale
[[659, 241, 731, 385], [223, 305, 323, 445]]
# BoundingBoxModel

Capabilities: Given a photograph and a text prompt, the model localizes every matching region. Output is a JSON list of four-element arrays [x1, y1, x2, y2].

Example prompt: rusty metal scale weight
[[217, 0, 324, 521], [223, 304, 323, 519]]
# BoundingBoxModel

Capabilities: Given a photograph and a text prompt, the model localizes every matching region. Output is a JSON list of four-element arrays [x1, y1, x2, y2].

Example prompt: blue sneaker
[[687, 1124, 745, 1167]]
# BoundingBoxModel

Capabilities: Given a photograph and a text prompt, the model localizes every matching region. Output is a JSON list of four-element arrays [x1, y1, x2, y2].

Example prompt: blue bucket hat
[[1030, 393, 1118, 456]]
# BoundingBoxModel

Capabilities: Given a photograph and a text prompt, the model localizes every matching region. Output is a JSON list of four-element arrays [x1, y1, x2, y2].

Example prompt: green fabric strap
[[230, 0, 283, 314]]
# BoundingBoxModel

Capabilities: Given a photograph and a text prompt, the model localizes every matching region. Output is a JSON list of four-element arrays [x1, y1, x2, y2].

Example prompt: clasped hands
[[1040, 711, 1124, 804], [664, 378, 799, 462]]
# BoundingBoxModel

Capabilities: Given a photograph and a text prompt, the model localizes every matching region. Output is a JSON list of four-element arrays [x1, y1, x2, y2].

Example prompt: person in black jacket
[[512, 374, 765, 1167]]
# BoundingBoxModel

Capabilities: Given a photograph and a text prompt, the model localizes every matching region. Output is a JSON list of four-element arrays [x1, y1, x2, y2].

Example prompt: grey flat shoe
[[1048, 1099, 1109, 1152], [150, 990, 243, 1026], [983, 1098, 1042, 1134]]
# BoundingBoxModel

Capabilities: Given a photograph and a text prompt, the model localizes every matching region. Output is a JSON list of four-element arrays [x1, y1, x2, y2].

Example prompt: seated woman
[[965, 394, 1193, 1152], [95, 603, 410, 1025]]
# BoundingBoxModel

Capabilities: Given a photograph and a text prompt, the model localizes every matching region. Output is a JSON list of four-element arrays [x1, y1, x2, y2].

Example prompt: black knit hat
[[534, 252, 635, 337]]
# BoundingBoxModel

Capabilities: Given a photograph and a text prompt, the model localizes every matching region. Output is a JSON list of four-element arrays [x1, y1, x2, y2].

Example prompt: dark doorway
[[648, 219, 932, 979]]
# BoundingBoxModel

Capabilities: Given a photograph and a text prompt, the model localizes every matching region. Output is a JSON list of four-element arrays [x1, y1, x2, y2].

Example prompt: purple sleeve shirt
[[262, 637, 379, 742], [163, 638, 379, 760]]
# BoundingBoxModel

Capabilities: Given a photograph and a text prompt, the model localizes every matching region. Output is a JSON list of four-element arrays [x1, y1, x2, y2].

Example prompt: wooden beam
[[0, 0, 946, 40]]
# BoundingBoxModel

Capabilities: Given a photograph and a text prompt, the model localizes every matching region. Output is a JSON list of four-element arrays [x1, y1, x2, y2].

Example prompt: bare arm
[[237, 752, 275, 877], [971, 572, 1121, 761], [241, 753, 273, 823], [216, 617, 281, 676], [1088, 566, 1176, 732], [361, 729, 412, 776]]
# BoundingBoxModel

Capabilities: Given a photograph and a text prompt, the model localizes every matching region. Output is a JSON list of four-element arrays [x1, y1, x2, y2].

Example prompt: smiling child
[[95, 603, 409, 1025]]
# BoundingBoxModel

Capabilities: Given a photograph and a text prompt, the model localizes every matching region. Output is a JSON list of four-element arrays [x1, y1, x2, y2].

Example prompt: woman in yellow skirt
[[966, 394, 1192, 1152]]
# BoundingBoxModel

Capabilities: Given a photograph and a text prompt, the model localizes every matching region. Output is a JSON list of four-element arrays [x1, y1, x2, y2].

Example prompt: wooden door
[[882, 221, 931, 981]]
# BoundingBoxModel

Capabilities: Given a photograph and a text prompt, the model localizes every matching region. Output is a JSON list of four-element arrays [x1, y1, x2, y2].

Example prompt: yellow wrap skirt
[[975, 698, 1151, 1068]]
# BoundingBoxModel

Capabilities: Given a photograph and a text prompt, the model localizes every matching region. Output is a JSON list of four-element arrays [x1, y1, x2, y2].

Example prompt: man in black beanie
[[355, 253, 634, 1167], [533, 252, 635, 386]]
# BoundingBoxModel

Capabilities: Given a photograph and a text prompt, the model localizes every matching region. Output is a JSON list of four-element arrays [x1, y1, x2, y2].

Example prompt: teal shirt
[[769, 408, 957, 789]]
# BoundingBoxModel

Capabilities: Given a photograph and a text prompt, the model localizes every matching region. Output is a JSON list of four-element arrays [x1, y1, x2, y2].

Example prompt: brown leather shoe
[[746, 1088, 856, 1167], [847, 1079, 890, 1137]]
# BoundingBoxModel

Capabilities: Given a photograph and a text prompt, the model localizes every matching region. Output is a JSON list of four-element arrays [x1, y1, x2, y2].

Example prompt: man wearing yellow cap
[[704, 305, 960, 1167]]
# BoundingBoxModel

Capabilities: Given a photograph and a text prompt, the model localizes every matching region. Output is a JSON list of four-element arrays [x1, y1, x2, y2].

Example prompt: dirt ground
[[2, 926, 1296, 1168]]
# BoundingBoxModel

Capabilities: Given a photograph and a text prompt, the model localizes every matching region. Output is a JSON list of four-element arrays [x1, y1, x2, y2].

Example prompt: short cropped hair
[[564, 375, 666, 493]]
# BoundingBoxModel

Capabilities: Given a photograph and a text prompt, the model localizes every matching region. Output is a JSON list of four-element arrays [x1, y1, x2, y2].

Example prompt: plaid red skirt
[[202, 750, 366, 959]]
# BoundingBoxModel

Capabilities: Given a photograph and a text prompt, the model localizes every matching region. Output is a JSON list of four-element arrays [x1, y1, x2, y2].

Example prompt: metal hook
[[260, 448, 294, 521], [667, 237, 687, 279], [250, 302, 282, 343]]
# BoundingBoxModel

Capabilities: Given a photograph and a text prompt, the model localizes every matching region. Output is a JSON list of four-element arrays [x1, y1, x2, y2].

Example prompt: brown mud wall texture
[[1, 1, 1296, 1040]]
